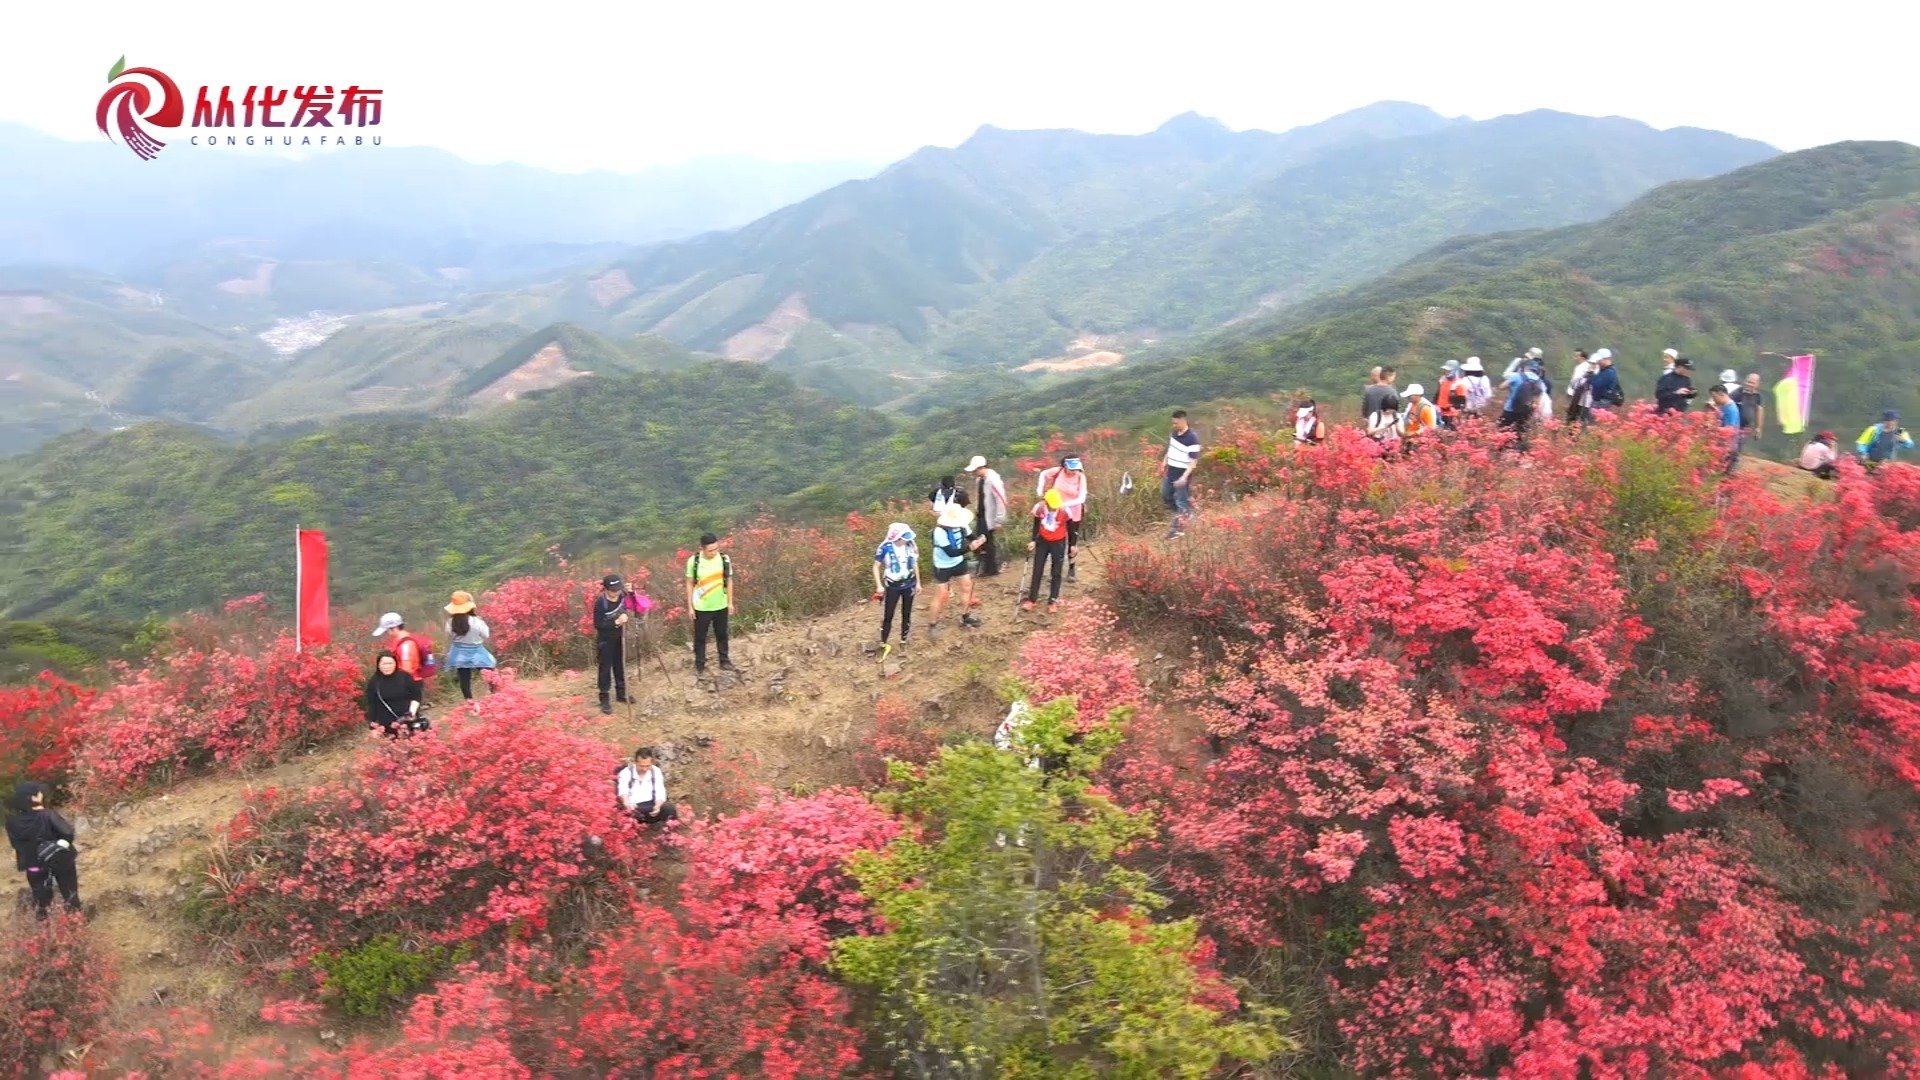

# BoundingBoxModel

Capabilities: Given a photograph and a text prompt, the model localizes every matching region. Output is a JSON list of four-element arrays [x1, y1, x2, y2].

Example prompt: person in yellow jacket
[[686, 533, 737, 676]]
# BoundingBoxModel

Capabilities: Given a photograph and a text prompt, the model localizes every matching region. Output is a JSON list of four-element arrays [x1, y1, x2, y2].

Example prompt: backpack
[[1511, 376, 1543, 415]]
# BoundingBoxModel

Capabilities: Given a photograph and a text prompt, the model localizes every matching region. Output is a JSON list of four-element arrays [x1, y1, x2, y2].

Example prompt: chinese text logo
[[95, 56, 383, 161]]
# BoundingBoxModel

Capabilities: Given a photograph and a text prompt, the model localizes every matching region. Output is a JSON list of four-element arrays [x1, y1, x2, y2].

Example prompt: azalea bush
[[74, 633, 364, 798], [0, 673, 94, 797], [0, 913, 115, 1078], [1102, 406, 1920, 1076], [203, 685, 650, 987]]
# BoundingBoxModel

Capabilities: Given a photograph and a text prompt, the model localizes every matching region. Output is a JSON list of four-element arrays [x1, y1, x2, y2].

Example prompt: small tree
[[833, 697, 1291, 1079]]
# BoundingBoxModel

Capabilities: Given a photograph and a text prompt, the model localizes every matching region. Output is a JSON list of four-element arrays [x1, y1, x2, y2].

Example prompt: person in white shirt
[[1161, 409, 1202, 540], [616, 747, 678, 826], [1459, 357, 1494, 415]]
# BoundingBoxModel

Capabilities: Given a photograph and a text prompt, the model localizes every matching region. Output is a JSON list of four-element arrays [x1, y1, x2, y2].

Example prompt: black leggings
[[881, 583, 915, 642], [457, 668, 480, 699], [26, 856, 80, 918], [1028, 537, 1067, 603], [597, 636, 626, 696]]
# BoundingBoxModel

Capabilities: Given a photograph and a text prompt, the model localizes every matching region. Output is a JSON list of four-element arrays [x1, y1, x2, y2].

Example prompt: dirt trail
[[59, 553, 1107, 1026]]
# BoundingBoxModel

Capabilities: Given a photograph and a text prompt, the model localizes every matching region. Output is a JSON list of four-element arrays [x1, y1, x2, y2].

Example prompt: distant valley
[[0, 103, 1777, 452]]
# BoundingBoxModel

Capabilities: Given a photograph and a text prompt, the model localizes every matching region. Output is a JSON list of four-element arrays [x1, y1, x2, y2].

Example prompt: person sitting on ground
[[616, 746, 679, 827], [1798, 431, 1838, 479], [443, 591, 496, 703], [365, 652, 423, 737], [871, 521, 920, 653], [1857, 411, 1914, 466], [7, 781, 80, 920], [1025, 488, 1070, 614], [1292, 397, 1328, 445]]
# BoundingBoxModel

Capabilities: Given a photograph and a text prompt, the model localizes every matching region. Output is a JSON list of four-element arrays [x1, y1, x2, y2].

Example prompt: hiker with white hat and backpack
[[1459, 357, 1494, 416], [966, 455, 1009, 577], [925, 491, 986, 641]]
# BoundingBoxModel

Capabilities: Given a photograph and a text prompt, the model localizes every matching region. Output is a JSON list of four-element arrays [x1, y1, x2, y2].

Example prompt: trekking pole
[[647, 612, 677, 689], [622, 616, 637, 724]]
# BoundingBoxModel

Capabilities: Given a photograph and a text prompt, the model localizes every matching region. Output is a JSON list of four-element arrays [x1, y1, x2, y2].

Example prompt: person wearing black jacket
[[7, 781, 79, 919], [592, 574, 631, 715], [1587, 351, 1625, 412], [1655, 357, 1698, 414], [365, 653, 423, 737]]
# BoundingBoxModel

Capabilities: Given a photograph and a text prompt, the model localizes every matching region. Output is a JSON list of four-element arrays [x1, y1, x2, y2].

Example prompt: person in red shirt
[[373, 612, 434, 695], [1023, 489, 1071, 613], [1034, 455, 1089, 582]]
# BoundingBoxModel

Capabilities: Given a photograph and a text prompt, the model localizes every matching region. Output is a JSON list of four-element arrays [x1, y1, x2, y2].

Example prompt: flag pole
[[294, 524, 302, 654]]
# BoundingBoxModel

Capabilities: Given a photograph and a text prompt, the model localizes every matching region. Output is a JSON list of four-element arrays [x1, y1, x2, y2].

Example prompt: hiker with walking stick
[[592, 574, 632, 714]]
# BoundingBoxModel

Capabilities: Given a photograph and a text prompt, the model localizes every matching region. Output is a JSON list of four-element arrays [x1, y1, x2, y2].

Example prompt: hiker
[[1711, 385, 1743, 473], [1293, 397, 1328, 445], [1856, 411, 1914, 466], [1587, 350, 1625, 413], [966, 456, 1009, 577], [926, 491, 985, 640], [365, 652, 424, 737], [871, 521, 920, 651], [1162, 409, 1202, 539], [1035, 455, 1089, 582], [1655, 357, 1698, 414], [1565, 349, 1596, 423], [686, 534, 737, 677], [443, 591, 495, 702], [1798, 431, 1838, 479], [1661, 348, 1679, 376], [1499, 358, 1546, 444], [7, 782, 79, 920], [1025, 488, 1070, 613], [1719, 368, 1741, 399], [1734, 372, 1766, 446], [591, 574, 632, 714], [1400, 384, 1438, 450], [616, 746, 679, 827], [927, 475, 961, 514], [1365, 398, 1402, 454], [373, 613, 436, 696], [1434, 361, 1469, 428], [1459, 357, 1494, 416], [1361, 366, 1401, 421]]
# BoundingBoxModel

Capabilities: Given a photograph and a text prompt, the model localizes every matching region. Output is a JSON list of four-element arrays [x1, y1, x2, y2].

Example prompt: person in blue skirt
[[443, 590, 496, 702]]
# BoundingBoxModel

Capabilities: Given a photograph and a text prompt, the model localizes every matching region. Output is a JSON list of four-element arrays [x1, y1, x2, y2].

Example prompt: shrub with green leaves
[[312, 934, 466, 1017], [833, 697, 1292, 1079]]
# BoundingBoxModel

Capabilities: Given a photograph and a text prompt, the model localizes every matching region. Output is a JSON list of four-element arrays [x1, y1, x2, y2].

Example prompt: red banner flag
[[296, 529, 330, 650]]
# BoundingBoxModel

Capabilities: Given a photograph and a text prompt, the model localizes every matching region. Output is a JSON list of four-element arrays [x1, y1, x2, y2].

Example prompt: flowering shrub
[[1103, 408, 1920, 1075], [674, 788, 899, 958], [482, 571, 598, 671], [205, 685, 649, 981], [0, 673, 94, 797], [0, 913, 115, 1078], [1013, 601, 1144, 731], [854, 696, 947, 785], [74, 633, 364, 798]]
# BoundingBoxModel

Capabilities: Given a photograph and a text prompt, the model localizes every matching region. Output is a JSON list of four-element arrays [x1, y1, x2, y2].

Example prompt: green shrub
[[312, 934, 466, 1017]]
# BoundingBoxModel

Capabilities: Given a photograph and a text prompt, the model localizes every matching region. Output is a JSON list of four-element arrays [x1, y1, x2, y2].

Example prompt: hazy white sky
[[5, 0, 1912, 173]]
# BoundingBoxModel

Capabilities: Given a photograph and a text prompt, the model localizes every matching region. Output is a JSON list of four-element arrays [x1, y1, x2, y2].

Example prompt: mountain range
[[0, 103, 1778, 452], [6, 138, 1918, 619]]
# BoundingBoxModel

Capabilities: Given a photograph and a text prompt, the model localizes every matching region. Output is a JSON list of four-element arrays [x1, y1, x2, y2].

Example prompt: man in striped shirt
[[1161, 409, 1201, 540]]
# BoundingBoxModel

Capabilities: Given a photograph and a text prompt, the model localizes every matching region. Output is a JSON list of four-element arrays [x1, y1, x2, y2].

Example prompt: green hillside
[[9, 140, 1913, 622], [0, 362, 892, 618]]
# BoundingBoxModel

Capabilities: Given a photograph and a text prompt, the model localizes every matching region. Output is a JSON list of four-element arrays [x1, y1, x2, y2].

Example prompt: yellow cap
[[1044, 489, 1063, 509]]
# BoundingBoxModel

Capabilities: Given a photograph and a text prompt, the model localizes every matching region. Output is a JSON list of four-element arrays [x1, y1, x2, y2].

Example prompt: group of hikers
[[1290, 346, 1909, 478]]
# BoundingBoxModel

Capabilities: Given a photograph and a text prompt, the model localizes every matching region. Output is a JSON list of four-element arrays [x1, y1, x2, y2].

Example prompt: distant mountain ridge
[[477, 104, 1774, 403]]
